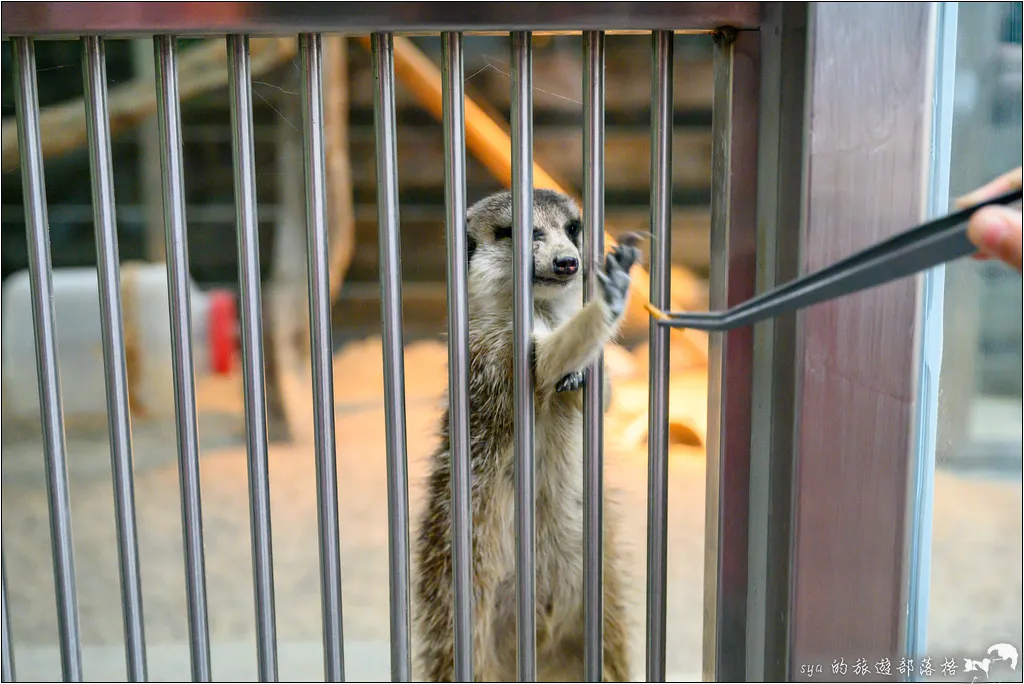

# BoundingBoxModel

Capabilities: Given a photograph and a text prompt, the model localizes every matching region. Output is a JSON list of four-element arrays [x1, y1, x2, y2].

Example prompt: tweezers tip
[[644, 301, 670, 320]]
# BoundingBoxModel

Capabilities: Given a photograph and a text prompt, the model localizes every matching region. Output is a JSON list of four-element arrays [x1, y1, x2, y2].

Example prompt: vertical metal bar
[[81, 34, 148, 683], [226, 33, 279, 682], [11, 36, 84, 683], [703, 27, 759, 682], [645, 29, 673, 684], [2, 551, 14, 683], [582, 29, 606, 684], [441, 30, 475, 683], [510, 29, 537, 684], [370, 32, 413, 683], [153, 34, 212, 682], [745, 4, 807, 680], [298, 32, 346, 683]]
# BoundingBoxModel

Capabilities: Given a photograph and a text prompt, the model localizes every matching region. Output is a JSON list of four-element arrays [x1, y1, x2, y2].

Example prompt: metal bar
[[745, 4, 807, 679], [0, 3, 761, 38], [510, 29, 537, 684], [81, 34, 148, 683], [153, 34, 212, 682], [2, 551, 14, 683], [11, 36, 84, 683], [226, 33, 278, 682], [441, 30, 474, 683], [702, 26, 759, 682], [645, 29, 673, 684], [298, 32, 346, 683], [371, 31, 413, 683], [582, 28, 606, 684]]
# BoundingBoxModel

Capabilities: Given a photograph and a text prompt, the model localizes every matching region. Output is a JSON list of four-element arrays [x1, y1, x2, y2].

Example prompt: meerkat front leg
[[554, 363, 615, 415], [535, 244, 639, 393]]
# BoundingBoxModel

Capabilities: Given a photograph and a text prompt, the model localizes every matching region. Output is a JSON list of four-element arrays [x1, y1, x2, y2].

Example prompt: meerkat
[[414, 188, 639, 682]]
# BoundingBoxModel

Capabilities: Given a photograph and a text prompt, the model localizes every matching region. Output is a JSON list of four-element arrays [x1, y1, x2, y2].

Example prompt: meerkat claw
[[556, 369, 587, 393]]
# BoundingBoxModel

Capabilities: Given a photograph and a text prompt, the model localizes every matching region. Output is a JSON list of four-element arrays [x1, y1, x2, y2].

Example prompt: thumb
[[967, 205, 1023, 273]]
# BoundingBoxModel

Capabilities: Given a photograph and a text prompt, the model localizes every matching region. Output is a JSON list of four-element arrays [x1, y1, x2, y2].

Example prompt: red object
[[208, 290, 237, 374]]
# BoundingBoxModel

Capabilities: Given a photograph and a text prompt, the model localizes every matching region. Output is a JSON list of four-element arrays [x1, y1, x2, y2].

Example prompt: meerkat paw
[[596, 243, 640, 321], [556, 369, 587, 393]]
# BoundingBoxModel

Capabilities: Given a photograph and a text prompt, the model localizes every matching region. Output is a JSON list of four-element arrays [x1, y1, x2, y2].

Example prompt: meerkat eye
[[565, 219, 582, 241], [493, 226, 513, 241]]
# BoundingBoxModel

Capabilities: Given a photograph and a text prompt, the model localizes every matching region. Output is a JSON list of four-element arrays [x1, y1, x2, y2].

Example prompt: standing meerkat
[[414, 188, 639, 682]]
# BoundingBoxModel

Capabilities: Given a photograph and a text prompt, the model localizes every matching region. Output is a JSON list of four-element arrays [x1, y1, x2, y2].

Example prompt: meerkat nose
[[552, 256, 579, 275]]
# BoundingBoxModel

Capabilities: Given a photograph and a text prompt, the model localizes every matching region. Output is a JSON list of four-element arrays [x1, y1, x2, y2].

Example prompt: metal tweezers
[[645, 188, 1023, 331]]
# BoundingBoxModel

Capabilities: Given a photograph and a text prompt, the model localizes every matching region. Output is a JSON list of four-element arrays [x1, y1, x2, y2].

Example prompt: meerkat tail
[[534, 298, 619, 391]]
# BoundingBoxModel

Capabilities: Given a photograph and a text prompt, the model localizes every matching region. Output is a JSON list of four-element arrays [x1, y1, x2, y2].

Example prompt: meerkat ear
[[466, 233, 477, 268]]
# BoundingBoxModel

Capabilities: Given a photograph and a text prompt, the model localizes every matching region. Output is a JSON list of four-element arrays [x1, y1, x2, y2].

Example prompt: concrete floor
[[1, 337, 1020, 682]]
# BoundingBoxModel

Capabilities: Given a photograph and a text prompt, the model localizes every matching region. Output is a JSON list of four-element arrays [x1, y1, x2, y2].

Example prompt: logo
[[799, 643, 1019, 680], [987, 644, 1019, 671], [965, 644, 1019, 682]]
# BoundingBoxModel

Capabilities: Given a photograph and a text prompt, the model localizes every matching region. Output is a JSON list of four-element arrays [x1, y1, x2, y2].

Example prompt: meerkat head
[[465, 188, 584, 303]]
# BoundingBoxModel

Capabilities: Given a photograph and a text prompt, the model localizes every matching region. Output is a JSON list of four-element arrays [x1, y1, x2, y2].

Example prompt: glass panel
[[928, 1, 1023, 678]]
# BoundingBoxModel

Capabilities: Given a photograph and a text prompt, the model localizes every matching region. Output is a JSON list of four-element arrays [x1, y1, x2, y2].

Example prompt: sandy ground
[[1, 337, 1020, 682]]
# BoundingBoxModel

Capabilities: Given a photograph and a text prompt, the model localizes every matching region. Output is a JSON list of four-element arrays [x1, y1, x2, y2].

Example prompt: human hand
[[956, 167, 1022, 273]]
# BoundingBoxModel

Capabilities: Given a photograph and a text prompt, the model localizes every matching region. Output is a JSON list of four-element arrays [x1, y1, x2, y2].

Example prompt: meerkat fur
[[414, 189, 639, 682]]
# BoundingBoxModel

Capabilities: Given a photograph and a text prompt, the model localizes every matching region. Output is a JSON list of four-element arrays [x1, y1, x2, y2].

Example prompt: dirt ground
[[2, 337, 1020, 681]]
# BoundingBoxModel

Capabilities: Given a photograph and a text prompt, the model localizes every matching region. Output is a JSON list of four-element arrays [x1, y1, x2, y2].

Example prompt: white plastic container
[[2, 262, 237, 427]]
